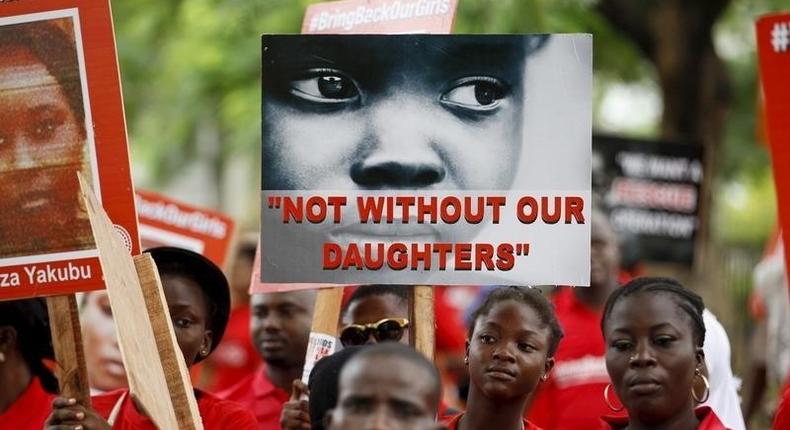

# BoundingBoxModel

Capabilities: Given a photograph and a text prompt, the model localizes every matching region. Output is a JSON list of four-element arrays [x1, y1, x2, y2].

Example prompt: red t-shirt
[[92, 388, 257, 429], [200, 306, 262, 392], [526, 288, 623, 429], [775, 384, 790, 430], [0, 377, 56, 430], [219, 366, 289, 430], [600, 406, 730, 430], [444, 413, 543, 430]]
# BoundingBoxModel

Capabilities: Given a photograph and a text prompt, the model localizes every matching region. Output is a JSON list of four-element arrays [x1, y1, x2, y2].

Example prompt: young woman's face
[[81, 292, 127, 391], [263, 36, 526, 192], [0, 47, 84, 217], [161, 274, 213, 366], [466, 299, 553, 401], [603, 292, 703, 424]]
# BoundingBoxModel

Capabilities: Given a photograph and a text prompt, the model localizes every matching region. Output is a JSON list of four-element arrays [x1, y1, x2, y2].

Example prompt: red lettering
[[541, 196, 562, 224], [357, 197, 385, 223], [455, 243, 472, 270], [517, 196, 538, 223], [282, 196, 304, 223], [488, 196, 506, 223], [322, 243, 341, 269], [475, 243, 495, 270], [496, 243, 515, 270], [566, 196, 584, 224]]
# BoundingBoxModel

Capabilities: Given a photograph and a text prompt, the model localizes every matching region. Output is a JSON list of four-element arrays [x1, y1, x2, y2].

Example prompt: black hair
[[0, 299, 57, 393], [308, 346, 364, 430], [343, 285, 409, 316], [344, 342, 442, 412], [600, 277, 706, 347], [468, 286, 564, 357], [0, 19, 85, 134]]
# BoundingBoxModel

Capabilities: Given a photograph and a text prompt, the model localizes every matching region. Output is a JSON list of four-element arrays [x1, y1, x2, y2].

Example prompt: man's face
[[81, 291, 127, 391], [342, 293, 410, 346], [590, 213, 620, 289], [328, 355, 440, 430], [263, 36, 526, 193], [251, 291, 316, 367]]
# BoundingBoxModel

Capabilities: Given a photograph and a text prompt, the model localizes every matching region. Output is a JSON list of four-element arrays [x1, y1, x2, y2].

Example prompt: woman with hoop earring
[[598, 277, 730, 430]]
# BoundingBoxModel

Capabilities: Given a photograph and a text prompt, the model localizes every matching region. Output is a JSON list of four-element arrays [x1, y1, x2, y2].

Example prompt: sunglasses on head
[[339, 318, 410, 347]]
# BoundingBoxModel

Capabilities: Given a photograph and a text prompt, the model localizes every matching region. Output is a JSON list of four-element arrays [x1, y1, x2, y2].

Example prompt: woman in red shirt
[[0, 298, 58, 430], [444, 286, 563, 430], [45, 247, 258, 429], [599, 277, 730, 430]]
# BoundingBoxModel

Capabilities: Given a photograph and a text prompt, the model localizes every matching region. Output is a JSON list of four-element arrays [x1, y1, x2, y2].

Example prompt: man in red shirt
[[221, 290, 316, 430], [526, 208, 622, 429]]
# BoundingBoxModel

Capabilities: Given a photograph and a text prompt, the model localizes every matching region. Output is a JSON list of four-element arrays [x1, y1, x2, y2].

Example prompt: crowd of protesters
[[0, 210, 785, 429]]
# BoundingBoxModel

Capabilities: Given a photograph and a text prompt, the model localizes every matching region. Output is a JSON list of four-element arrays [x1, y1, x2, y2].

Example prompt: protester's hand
[[45, 397, 112, 430], [280, 379, 311, 430]]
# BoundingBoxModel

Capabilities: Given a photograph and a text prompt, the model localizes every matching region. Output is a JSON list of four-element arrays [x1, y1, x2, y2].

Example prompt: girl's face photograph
[[263, 35, 527, 193]]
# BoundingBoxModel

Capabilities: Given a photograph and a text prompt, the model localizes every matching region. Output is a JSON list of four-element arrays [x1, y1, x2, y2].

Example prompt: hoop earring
[[692, 372, 710, 404], [603, 383, 624, 412]]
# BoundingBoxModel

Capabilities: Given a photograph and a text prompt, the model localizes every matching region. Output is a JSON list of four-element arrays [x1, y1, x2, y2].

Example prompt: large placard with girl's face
[[261, 34, 592, 286], [0, 1, 139, 300]]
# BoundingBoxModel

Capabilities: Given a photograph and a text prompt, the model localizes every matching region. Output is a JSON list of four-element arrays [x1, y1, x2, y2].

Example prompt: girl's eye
[[654, 336, 675, 347], [440, 77, 509, 111], [518, 342, 536, 353], [479, 334, 496, 344], [611, 340, 633, 352], [290, 70, 360, 103], [176, 318, 193, 328]]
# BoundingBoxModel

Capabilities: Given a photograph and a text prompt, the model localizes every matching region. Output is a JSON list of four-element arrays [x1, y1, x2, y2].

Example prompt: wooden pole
[[46, 294, 91, 406], [410, 286, 435, 361], [300, 287, 344, 384]]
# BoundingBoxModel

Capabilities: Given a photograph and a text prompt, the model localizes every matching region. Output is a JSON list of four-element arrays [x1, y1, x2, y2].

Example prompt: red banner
[[136, 190, 236, 271]]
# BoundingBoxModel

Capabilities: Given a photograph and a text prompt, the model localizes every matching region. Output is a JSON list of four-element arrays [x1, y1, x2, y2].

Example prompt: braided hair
[[600, 277, 706, 347], [469, 286, 564, 357]]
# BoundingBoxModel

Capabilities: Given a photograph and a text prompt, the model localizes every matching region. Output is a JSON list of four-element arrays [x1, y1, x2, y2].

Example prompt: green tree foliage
[[111, 0, 785, 245]]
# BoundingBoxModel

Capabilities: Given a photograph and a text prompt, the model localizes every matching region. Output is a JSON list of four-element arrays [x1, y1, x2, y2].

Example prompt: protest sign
[[0, 0, 139, 300], [136, 190, 236, 271], [302, 0, 457, 34], [81, 175, 203, 429], [757, 12, 790, 287], [593, 135, 704, 265], [261, 34, 592, 286]]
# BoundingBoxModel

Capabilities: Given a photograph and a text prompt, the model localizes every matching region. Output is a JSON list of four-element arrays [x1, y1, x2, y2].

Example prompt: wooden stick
[[79, 173, 202, 430], [300, 287, 344, 384], [46, 294, 91, 406], [410, 286, 435, 361]]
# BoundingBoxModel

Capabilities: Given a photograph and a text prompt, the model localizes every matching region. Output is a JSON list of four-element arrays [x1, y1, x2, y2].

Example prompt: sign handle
[[410, 286, 435, 361], [46, 294, 91, 406]]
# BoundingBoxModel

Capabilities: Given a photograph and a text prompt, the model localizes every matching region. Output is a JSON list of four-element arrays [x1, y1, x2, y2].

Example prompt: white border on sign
[[0, 8, 102, 267], [139, 225, 206, 255]]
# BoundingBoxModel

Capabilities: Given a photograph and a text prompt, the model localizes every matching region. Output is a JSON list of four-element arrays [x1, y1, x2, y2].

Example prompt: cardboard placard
[[593, 135, 704, 265], [302, 0, 458, 34], [0, 0, 139, 300], [757, 12, 790, 286], [136, 190, 236, 270], [260, 34, 592, 286]]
